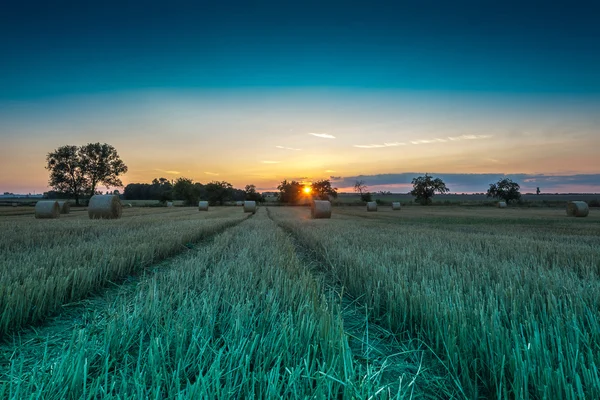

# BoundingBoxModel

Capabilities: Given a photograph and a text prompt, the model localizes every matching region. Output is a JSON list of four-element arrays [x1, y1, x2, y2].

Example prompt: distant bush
[[589, 199, 600, 208], [375, 199, 385, 205]]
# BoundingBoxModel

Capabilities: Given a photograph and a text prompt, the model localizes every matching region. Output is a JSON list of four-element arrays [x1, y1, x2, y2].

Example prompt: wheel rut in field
[[0, 211, 255, 367], [265, 207, 463, 399]]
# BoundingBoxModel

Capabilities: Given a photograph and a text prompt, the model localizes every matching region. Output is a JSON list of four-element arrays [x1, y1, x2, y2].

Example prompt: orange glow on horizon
[[303, 186, 312, 194]]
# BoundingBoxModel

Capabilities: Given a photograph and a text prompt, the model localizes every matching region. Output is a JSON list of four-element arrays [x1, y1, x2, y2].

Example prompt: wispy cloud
[[153, 169, 180, 175], [448, 134, 493, 141], [309, 133, 336, 139], [262, 160, 281, 164], [411, 138, 447, 144], [204, 171, 220, 176], [354, 142, 406, 148], [325, 169, 336, 172], [275, 145, 302, 151], [354, 135, 493, 149]]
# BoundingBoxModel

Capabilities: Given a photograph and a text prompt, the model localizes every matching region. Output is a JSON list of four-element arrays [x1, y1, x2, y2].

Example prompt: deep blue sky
[[1, 1, 599, 194], [2, 0, 600, 98]]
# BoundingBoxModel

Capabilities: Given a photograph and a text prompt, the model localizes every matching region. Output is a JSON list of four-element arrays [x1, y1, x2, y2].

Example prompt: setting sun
[[303, 186, 312, 194]]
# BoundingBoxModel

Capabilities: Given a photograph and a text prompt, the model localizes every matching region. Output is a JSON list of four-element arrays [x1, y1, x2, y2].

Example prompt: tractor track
[[0, 212, 255, 368], [265, 207, 463, 399]]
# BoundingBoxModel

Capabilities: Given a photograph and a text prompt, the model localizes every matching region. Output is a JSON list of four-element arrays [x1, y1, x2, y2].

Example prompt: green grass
[[1, 205, 598, 398], [0, 210, 458, 399], [268, 207, 600, 399]]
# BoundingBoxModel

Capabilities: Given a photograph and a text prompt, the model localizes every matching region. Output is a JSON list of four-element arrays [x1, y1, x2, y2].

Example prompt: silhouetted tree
[[277, 180, 303, 203], [410, 174, 449, 205], [354, 180, 372, 202], [46, 143, 127, 205], [79, 143, 128, 197], [311, 179, 338, 200], [205, 181, 233, 205], [173, 177, 203, 206], [244, 184, 265, 203], [487, 178, 521, 204]]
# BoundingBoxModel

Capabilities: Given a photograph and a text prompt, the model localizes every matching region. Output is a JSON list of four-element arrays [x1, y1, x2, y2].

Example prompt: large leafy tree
[[410, 174, 449, 205], [487, 178, 521, 204], [205, 181, 233, 205], [46, 143, 127, 205], [311, 179, 338, 200], [45, 145, 88, 205], [173, 177, 203, 206], [79, 143, 128, 196], [277, 180, 303, 203]]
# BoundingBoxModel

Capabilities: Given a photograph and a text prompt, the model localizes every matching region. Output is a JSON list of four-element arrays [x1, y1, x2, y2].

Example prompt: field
[[0, 205, 599, 399]]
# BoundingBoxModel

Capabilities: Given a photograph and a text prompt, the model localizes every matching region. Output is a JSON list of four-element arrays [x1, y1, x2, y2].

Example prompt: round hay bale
[[367, 201, 377, 212], [11, 202, 18, 207], [88, 195, 122, 220], [243, 201, 257, 213], [57, 201, 71, 214], [167, 201, 174, 207], [198, 201, 209, 211], [236, 201, 244, 206], [35, 201, 60, 219], [311, 200, 331, 219], [566, 201, 589, 217], [497, 201, 507, 208], [392, 202, 401, 210]]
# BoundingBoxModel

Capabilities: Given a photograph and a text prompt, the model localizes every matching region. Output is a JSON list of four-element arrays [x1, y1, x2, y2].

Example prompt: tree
[[536, 187, 541, 195], [46, 145, 88, 205], [78, 143, 128, 196], [46, 143, 127, 205], [353, 180, 372, 202], [277, 180, 303, 203], [487, 178, 521, 204], [410, 174, 449, 205], [311, 179, 338, 200], [173, 177, 203, 206], [244, 184, 265, 203], [205, 181, 233, 205]]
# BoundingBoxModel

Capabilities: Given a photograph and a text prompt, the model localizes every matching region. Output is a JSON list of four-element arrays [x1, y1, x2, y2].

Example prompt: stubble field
[[0, 205, 598, 399]]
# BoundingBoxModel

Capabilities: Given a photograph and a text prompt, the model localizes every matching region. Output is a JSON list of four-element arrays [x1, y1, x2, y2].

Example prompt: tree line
[[44, 143, 525, 206]]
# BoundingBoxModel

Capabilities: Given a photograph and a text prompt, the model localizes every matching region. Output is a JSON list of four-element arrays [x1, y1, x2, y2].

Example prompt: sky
[[1, 0, 599, 194]]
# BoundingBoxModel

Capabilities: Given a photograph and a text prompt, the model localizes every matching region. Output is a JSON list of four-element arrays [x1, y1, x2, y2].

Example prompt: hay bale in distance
[[497, 201, 507, 208], [392, 202, 401, 210], [566, 201, 589, 217], [198, 201, 209, 211], [311, 200, 331, 219], [167, 201, 174, 207], [236, 201, 244, 206], [243, 201, 257, 213], [88, 195, 122, 220], [35, 201, 60, 219], [367, 201, 377, 212], [57, 201, 71, 214]]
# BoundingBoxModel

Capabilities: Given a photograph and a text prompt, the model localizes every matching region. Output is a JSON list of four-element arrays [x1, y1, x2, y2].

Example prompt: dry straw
[[35, 201, 60, 219], [88, 195, 122, 219], [311, 200, 332, 219], [497, 202, 507, 208], [198, 201, 209, 211], [392, 202, 401, 210], [57, 201, 70, 214], [367, 201, 378, 212], [243, 201, 257, 213], [566, 201, 589, 217]]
